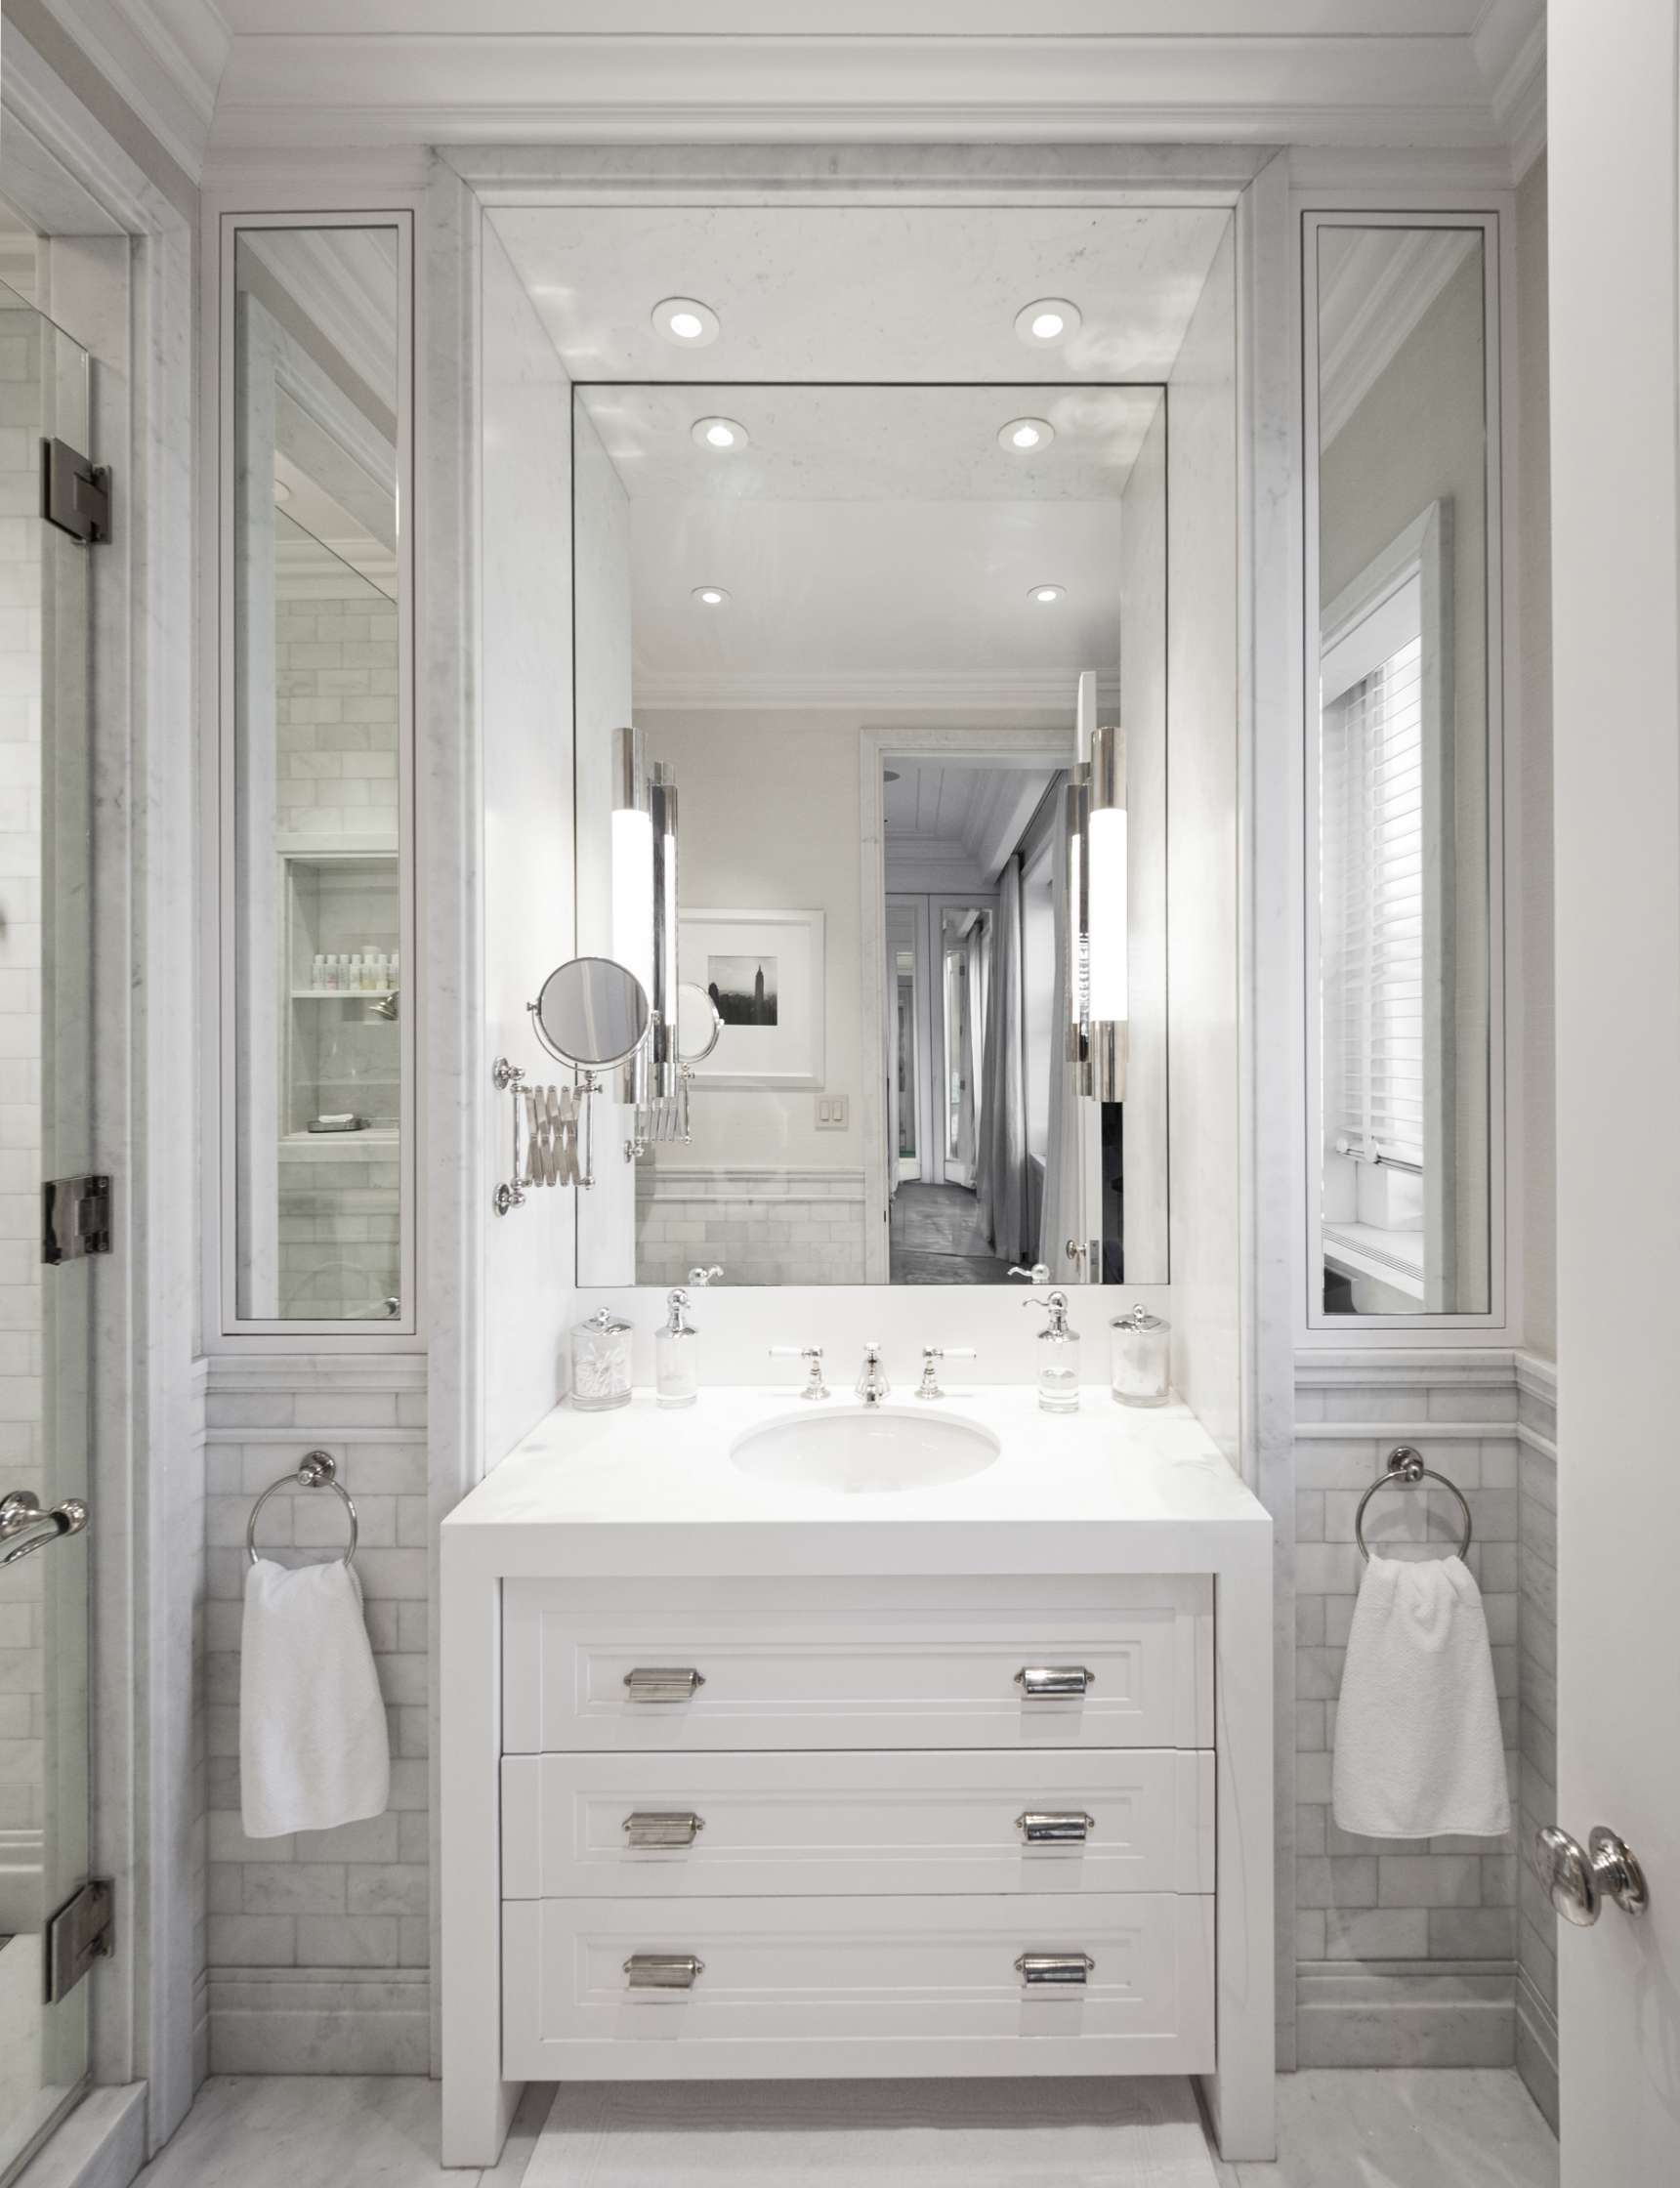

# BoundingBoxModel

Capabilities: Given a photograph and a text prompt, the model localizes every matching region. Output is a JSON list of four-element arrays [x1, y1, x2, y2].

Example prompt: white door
[[1550, 5, 1680, 2178]]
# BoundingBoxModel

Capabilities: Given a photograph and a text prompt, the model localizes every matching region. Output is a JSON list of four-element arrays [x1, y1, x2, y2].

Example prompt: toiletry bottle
[[1110, 1304, 1170, 1407], [655, 1287, 699, 1408], [323, 955, 340, 991], [570, 1307, 634, 1411], [1024, 1288, 1081, 1412]]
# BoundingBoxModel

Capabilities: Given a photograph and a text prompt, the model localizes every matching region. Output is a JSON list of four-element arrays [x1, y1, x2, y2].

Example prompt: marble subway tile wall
[[1293, 1356, 1522, 2068], [0, 320, 42, 1871], [201, 1368, 429, 2073], [274, 590, 399, 842], [636, 1168, 866, 1285], [1514, 1354, 1559, 2130]]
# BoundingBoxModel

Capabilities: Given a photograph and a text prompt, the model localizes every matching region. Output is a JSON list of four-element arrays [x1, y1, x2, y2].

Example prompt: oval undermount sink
[[730, 1406, 1001, 1495]]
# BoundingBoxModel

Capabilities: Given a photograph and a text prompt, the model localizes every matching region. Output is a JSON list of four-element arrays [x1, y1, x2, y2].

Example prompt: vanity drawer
[[501, 1890, 1215, 2081], [501, 1747, 1214, 1899], [502, 1576, 1213, 1753]]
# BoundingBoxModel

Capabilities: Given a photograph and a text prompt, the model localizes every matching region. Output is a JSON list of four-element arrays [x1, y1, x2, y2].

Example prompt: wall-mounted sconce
[[611, 723, 687, 1150], [1067, 721, 1127, 1102]]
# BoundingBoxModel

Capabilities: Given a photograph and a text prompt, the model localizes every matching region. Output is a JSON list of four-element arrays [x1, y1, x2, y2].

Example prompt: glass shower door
[[0, 279, 98, 2183]]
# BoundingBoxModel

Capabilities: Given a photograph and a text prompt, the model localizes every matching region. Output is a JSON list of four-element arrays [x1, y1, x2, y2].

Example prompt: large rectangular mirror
[[223, 220, 411, 1327], [573, 381, 1168, 1286], [1308, 218, 1496, 1317]]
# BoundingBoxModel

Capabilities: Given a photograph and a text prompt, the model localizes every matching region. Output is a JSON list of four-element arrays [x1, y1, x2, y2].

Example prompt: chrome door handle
[[1016, 1810, 1095, 1844], [622, 1666, 706, 1703], [622, 1811, 705, 1847], [1015, 1952, 1096, 1985], [0, 1490, 88, 1567], [1533, 1824, 1649, 1927], [1014, 1664, 1094, 1698], [623, 1953, 705, 1990]]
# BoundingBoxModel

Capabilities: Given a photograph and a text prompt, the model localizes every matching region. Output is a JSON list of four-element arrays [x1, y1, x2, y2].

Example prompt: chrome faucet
[[856, 1342, 891, 1408]]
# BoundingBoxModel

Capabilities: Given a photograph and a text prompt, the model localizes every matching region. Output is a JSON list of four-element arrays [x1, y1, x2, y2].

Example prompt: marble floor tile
[[1206, 2069, 1558, 2188], [129, 2076, 549, 2188], [525, 2076, 1220, 2185]]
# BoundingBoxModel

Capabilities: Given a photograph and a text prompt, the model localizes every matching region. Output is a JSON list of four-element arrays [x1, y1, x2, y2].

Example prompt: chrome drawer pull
[[622, 1666, 706, 1703], [1014, 1664, 1094, 1698], [622, 1810, 705, 1847], [1016, 1810, 1095, 1844], [623, 1953, 705, 1990], [1016, 1951, 1096, 1986]]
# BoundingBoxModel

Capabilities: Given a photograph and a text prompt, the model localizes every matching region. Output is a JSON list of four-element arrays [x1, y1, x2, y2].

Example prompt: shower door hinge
[[43, 1174, 111, 1264], [45, 1878, 113, 2003], [41, 437, 111, 545]]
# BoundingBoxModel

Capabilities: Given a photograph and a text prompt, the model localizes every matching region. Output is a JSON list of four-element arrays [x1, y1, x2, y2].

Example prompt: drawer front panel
[[502, 1748, 1214, 1899], [501, 1891, 1214, 2081], [502, 1577, 1212, 1753]]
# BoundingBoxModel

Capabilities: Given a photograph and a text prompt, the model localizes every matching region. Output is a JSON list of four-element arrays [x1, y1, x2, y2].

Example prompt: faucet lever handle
[[915, 1344, 976, 1401], [769, 1345, 829, 1400]]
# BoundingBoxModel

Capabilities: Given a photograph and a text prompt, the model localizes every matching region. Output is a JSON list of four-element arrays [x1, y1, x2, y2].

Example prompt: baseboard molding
[[1515, 1968, 1560, 2133], [14, 2085, 147, 2188], [207, 1966, 431, 2075], [1296, 1959, 1515, 2069]]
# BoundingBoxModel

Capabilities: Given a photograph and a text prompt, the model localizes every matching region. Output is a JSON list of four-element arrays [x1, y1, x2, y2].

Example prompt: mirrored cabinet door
[[1307, 217, 1499, 1320], [221, 217, 413, 1331]]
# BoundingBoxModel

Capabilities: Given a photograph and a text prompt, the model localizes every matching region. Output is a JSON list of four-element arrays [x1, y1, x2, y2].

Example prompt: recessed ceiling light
[[1029, 584, 1066, 606], [652, 296, 719, 347], [693, 585, 730, 607], [999, 416, 1054, 452], [1015, 298, 1082, 347], [692, 415, 748, 451]]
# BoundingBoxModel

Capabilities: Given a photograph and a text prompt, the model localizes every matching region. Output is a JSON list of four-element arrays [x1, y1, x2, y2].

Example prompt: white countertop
[[443, 1386, 1270, 1579]]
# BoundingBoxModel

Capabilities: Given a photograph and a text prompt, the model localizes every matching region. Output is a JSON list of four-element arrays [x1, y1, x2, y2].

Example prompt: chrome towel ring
[[1354, 1445, 1473, 1565], [246, 1450, 357, 1569]]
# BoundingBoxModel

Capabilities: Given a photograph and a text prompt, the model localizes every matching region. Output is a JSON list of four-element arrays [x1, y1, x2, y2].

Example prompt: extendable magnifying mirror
[[675, 979, 724, 1065], [529, 956, 651, 1072]]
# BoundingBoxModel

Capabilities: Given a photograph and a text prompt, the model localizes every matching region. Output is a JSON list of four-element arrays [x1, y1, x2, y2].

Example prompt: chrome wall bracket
[[492, 1058, 589, 1212]]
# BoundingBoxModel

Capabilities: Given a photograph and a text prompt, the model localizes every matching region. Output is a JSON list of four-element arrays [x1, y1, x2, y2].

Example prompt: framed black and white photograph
[[679, 909, 825, 1087]]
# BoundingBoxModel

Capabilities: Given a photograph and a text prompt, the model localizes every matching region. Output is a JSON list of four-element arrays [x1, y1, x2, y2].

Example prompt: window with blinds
[[1320, 583, 1424, 1170]]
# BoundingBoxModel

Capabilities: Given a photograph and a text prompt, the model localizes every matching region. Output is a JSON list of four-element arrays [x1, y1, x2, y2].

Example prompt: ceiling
[[580, 387, 1165, 503], [64, 4, 1544, 181], [492, 207, 1229, 388], [589, 386, 1133, 708], [883, 763, 1063, 888]]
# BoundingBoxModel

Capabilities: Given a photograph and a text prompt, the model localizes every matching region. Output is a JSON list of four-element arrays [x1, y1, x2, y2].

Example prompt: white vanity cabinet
[[496, 1574, 1216, 2081], [440, 1391, 1275, 2167]]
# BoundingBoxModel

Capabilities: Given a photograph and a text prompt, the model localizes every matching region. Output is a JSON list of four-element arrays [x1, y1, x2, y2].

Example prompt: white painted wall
[[639, 707, 863, 1174], [1165, 219, 1241, 1465], [481, 223, 576, 1452]]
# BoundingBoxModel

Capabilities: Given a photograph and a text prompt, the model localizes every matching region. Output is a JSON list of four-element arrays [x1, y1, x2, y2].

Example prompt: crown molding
[[32, 0, 230, 181], [203, 29, 1529, 156], [1474, 0, 1546, 178], [635, 670, 1118, 711], [1318, 227, 1478, 447]]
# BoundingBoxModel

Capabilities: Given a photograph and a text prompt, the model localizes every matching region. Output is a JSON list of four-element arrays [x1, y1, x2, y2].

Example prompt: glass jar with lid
[[1110, 1305, 1170, 1407], [569, 1307, 634, 1411]]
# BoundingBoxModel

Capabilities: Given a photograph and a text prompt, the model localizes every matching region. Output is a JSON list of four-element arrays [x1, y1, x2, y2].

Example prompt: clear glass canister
[[1111, 1305, 1170, 1407], [570, 1308, 634, 1410]]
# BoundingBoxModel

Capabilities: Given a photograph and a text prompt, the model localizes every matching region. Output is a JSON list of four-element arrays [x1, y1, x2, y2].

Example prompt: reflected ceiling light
[[651, 296, 719, 346], [692, 585, 730, 607], [1000, 416, 1054, 452], [1029, 584, 1066, 606], [1016, 298, 1082, 346], [692, 415, 748, 451]]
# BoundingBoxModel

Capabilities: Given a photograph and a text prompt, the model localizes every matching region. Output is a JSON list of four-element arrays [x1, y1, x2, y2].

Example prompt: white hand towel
[[240, 1557, 391, 1840], [1331, 1553, 1511, 1840]]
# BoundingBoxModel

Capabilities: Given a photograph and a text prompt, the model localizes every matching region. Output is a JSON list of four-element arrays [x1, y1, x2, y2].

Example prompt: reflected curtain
[[975, 859, 1029, 1264], [1039, 793, 1086, 1280]]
